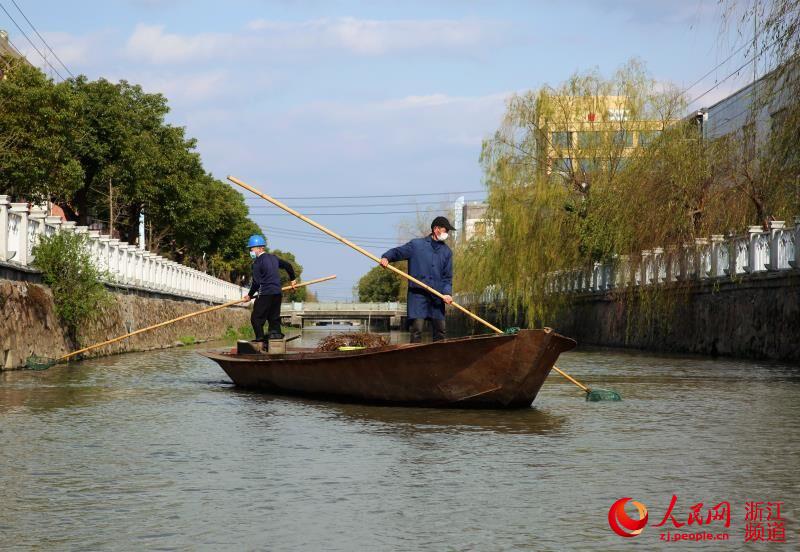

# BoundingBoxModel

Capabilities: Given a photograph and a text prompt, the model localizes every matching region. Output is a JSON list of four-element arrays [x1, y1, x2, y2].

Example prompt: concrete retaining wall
[[0, 279, 250, 370], [448, 271, 800, 362]]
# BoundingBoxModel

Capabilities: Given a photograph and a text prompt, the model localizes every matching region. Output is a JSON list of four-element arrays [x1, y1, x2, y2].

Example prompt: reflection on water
[[1, 333, 798, 551]]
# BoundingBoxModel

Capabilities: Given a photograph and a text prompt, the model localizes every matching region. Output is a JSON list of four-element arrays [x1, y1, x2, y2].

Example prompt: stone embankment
[[1, 279, 249, 370], [448, 271, 800, 362]]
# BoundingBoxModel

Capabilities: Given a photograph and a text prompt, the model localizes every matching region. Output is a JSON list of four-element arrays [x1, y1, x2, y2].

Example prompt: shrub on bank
[[32, 232, 111, 346]]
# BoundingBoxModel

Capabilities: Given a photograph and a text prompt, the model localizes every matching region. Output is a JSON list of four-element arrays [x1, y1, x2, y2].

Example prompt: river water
[[1, 331, 798, 551]]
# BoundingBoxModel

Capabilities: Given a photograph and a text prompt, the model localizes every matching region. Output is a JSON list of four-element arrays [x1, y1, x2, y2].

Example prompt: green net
[[504, 327, 520, 335], [24, 355, 57, 371], [586, 388, 622, 402]]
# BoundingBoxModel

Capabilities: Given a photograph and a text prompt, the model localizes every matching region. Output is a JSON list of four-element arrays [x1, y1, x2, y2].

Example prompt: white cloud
[[136, 69, 229, 102], [125, 24, 235, 63], [125, 17, 507, 64], [13, 30, 111, 74], [272, 91, 510, 156], [247, 17, 500, 56]]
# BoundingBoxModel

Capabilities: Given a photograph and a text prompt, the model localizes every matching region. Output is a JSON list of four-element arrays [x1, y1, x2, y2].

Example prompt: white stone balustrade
[[544, 217, 800, 294], [0, 199, 247, 303]]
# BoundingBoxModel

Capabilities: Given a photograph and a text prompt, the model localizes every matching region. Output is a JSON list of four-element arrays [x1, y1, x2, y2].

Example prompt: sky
[[1, 0, 761, 300]]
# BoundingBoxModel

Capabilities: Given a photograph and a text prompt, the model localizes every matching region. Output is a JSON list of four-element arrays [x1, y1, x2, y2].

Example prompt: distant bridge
[[281, 302, 406, 330]]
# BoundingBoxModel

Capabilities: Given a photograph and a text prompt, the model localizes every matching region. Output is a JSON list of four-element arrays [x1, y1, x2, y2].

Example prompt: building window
[[608, 108, 628, 121], [551, 131, 572, 148], [638, 130, 661, 147], [578, 158, 603, 174], [742, 121, 756, 161], [553, 158, 573, 174], [577, 131, 601, 148], [613, 130, 633, 147], [610, 157, 630, 172], [770, 108, 787, 135]]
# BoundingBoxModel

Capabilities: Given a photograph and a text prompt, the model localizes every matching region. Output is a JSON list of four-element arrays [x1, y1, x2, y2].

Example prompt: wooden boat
[[201, 328, 576, 409]]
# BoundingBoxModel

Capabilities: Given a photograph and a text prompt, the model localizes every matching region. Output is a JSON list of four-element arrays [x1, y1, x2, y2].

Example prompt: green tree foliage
[[457, 58, 799, 326], [0, 59, 84, 203], [0, 60, 300, 285], [720, 1, 800, 225], [358, 263, 404, 302], [269, 249, 306, 302], [31, 231, 111, 345]]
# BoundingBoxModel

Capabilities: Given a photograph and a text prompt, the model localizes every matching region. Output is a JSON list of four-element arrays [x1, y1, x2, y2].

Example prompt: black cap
[[431, 216, 454, 231]]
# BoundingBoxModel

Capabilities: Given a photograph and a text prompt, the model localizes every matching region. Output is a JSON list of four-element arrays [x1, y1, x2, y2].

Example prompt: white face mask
[[249, 250, 257, 259], [437, 232, 449, 241]]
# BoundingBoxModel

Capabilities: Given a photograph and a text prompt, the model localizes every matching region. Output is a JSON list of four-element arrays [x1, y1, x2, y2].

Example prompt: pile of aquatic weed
[[316, 333, 388, 352]]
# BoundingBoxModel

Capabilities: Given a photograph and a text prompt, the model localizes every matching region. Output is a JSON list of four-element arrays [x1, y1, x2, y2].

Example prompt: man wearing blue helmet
[[241, 234, 297, 342]]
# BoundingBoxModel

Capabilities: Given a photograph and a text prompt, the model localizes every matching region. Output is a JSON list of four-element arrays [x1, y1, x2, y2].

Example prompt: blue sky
[[2, 0, 758, 299]]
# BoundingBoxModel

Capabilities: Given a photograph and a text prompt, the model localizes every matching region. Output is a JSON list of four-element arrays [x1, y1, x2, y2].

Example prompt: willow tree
[[719, 0, 800, 225], [456, 61, 703, 326]]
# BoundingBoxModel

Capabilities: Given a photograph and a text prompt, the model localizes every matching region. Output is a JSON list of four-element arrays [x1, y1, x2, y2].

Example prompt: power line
[[10, 0, 73, 77], [248, 189, 485, 200], [247, 198, 484, 210], [252, 209, 454, 216], [258, 222, 403, 241], [266, 233, 399, 247], [681, 41, 750, 97], [687, 32, 784, 108], [687, 57, 754, 107], [262, 232, 398, 248], [0, 2, 64, 80]]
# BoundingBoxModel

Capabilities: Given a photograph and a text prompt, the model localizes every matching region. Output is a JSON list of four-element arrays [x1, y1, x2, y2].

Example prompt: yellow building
[[535, 94, 667, 184], [1, 30, 29, 79]]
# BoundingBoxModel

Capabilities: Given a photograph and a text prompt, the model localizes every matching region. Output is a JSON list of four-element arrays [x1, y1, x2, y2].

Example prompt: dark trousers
[[409, 318, 446, 343], [251, 294, 282, 340]]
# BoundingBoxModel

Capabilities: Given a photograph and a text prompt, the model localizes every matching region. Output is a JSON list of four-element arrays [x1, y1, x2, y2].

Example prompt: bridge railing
[[454, 218, 800, 304], [0, 196, 248, 304], [543, 218, 799, 295], [282, 302, 405, 312]]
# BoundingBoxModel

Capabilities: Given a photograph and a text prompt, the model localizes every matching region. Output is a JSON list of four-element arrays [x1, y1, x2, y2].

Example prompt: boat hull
[[201, 329, 576, 409]]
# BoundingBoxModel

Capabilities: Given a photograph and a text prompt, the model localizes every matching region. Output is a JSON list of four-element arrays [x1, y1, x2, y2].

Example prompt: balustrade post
[[119, 244, 131, 283], [590, 262, 600, 291], [767, 220, 786, 271], [108, 239, 121, 280], [9, 203, 30, 265], [0, 195, 9, 261], [616, 255, 628, 288], [638, 250, 650, 285], [747, 225, 766, 273], [793, 217, 800, 269], [695, 238, 710, 280], [86, 230, 100, 269], [44, 215, 62, 235], [710, 235, 725, 277], [28, 206, 47, 262], [142, 252, 153, 287], [154, 257, 165, 290], [96, 235, 110, 274], [170, 263, 178, 292], [678, 244, 693, 280]]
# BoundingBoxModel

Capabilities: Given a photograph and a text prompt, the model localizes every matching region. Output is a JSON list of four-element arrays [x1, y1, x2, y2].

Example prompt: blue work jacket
[[382, 235, 453, 320]]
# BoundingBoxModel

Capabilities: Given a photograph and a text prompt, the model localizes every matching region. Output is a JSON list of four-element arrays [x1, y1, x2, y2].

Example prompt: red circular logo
[[608, 497, 649, 538]]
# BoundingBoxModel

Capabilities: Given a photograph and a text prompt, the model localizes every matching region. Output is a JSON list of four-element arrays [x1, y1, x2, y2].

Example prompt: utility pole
[[109, 179, 113, 237], [138, 207, 145, 250]]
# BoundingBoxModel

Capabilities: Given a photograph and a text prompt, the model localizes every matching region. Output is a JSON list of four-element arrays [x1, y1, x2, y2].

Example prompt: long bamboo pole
[[227, 176, 504, 333], [57, 275, 336, 362], [227, 175, 594, 395]]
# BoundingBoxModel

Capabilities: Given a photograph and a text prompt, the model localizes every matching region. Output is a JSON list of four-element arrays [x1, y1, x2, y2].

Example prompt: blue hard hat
[[247, 234, 266, 248]]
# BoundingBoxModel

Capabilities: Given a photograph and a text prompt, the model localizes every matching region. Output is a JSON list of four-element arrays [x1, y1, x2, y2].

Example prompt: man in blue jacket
[[380, 216, 454, 343], [241, 234, 296, 341]]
